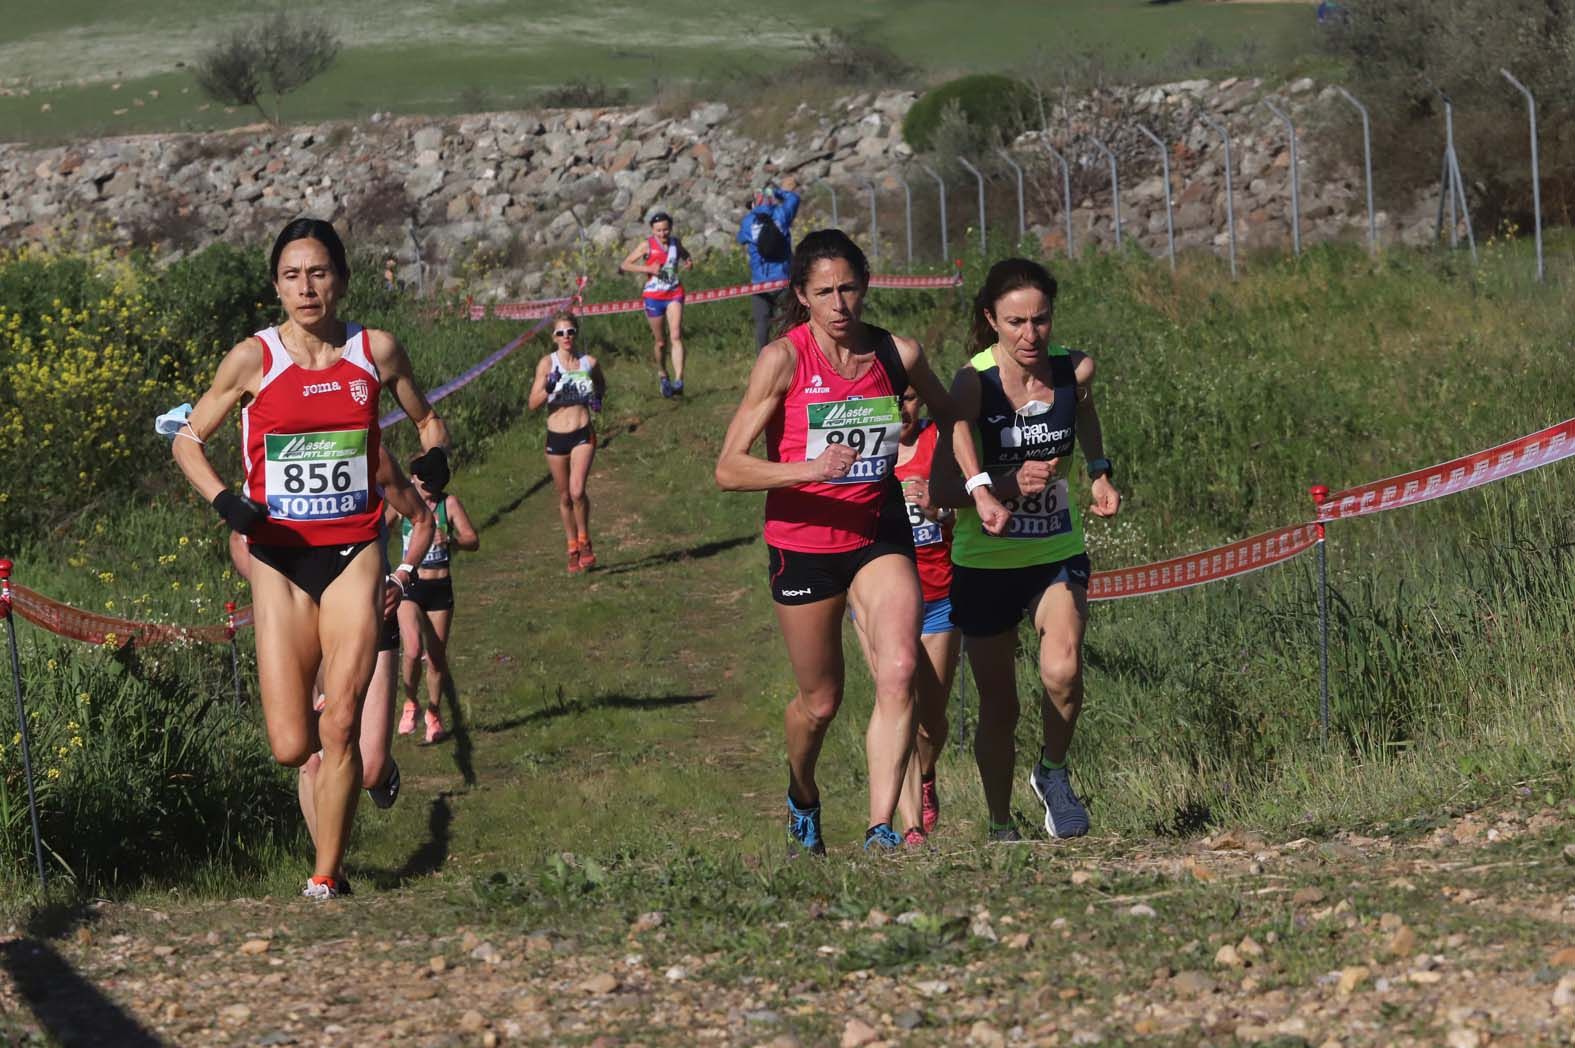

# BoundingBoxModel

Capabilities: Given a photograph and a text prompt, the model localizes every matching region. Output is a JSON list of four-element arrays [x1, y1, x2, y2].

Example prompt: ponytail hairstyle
[[969, 257, 1058, 351], [776, 228, 872, 336]]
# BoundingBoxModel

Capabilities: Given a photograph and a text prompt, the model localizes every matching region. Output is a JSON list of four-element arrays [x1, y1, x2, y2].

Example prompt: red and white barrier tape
[[1087, 523, 1321, 602], [468, 272, 963, 321], [10, 583, 234, 647], [1319, 416, 1575, 522]]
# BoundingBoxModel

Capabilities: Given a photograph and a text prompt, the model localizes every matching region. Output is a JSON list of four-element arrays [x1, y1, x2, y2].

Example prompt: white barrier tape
[[1319, 416, 1575, 522]]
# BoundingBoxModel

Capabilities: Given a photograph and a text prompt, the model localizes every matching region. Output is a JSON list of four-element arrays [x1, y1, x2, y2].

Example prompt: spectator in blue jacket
[[736, 177, 800, 350]]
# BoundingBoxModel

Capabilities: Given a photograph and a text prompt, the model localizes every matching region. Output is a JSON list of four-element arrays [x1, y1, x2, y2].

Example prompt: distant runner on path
[[715, 228, 1008, 855], [528, 310, 607, 574], [931, 258, 1121, 843], [395, 464, 479, 744], [620, 211, 691, 398], [173, 217, 449, 899]]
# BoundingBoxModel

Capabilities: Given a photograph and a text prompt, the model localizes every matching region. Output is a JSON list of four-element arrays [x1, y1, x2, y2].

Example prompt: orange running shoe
[[397, 700, 418, 736], [578, 537, 596, 570], [424, 708, 447, 745], [566, 542, 582, 575]]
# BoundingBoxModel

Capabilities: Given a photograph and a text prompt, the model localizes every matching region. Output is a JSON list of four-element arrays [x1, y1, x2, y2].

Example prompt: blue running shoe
[[787, 794, 826, 857], [1028, 763, 1089, 838], [671, 379, 684, 397], [863, 823, 902, 852], [659, 375, 674, 398]]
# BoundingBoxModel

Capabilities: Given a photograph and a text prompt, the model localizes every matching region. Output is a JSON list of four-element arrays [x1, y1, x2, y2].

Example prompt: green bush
[[902, 74, 1039, 153]]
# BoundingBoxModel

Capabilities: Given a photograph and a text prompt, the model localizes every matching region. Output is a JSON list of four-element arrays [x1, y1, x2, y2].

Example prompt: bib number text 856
[[281, 461, 354, 495]]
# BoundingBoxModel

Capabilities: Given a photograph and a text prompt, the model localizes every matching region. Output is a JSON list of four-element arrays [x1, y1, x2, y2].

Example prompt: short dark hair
[[649, 211, 672, 226], [970, 258, 1058, 351], [270, 218, 350, 282]]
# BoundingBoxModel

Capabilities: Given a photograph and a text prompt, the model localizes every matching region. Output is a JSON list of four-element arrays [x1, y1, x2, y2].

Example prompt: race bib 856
[[264, 429, 371, 521]]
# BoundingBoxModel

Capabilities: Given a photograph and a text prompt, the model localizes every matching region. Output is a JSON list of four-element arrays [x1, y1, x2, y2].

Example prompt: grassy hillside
[[2, 237, 1573, 1048], [0, 0, 1322, 139]]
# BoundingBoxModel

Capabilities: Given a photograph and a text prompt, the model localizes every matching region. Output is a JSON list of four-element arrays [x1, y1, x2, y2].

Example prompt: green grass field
[[0, 0, 1323, 140], [3, 237, 1575, 1044]]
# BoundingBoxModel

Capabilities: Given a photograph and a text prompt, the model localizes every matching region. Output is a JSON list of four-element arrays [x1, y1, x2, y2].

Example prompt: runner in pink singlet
[[716, 228, 1009, 855]]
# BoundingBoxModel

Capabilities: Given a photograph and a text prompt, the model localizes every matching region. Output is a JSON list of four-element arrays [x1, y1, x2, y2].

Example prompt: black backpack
[[754, 214, 790, 261]]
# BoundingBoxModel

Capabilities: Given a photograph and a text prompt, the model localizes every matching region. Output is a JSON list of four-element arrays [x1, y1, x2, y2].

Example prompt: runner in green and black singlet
[[931, 258, 1122, 844]]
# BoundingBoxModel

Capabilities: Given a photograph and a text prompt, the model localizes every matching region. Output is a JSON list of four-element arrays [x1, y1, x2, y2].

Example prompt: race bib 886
[[991, 478, 1072, 540], [264, 429, 371, 521]]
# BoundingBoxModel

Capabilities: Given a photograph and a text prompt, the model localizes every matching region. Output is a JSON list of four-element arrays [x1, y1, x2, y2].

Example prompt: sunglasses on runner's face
[[554, 327, 578, 337]]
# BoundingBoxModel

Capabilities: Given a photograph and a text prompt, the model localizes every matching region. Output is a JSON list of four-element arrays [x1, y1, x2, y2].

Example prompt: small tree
[[194, 11, 340, 126]]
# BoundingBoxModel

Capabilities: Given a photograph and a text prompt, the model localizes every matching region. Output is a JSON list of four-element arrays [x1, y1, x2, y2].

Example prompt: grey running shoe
[[367, 759, 400, 810], [302, 876, 351, 900], [988, 825, 1024, 843], [1028, 763, 1090, 838]]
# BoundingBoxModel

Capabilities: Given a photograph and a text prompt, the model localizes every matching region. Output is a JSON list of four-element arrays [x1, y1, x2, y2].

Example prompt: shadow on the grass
[[1, 937, 163, 1046], [480, 691, 715, 735], [357, 792, 453, 890], [592, 534, 757, 577], [476, 472, 554, 533]]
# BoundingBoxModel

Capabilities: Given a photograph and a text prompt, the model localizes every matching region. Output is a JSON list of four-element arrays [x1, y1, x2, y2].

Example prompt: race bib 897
[[804, 396, 901, 485], [264, 429, 371, 521]]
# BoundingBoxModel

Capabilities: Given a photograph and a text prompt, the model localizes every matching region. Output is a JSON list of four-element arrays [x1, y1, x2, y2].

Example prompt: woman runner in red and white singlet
[[715, 228, 1008, 855], [849, 388, 961, 846], [619, 211, 691, 398], [173, 218, 450, 900]]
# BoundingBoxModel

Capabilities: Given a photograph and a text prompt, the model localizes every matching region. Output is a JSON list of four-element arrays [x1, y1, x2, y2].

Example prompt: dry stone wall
[[0, 78, 1447, 296]]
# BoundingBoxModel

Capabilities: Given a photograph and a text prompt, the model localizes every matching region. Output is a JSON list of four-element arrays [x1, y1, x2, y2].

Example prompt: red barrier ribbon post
[[0, 559, 49, 888], [1309, 485, 1331, 744], [225, 601, 245, 708]]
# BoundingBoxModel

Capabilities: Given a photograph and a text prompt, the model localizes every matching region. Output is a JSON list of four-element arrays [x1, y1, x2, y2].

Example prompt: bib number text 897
[[823, 428, 887, 455]]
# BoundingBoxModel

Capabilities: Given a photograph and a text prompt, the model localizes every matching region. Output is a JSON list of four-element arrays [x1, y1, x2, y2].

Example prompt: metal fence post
[[898, 172, 915, 267], [1261, 98, 1302, 256], [225, 601, 245, 708], [1308, 488, 1331, 745], [1044, 143, 1073, 259], [1438, 94, 1478, 265], [1333, 87, 1376, 256], [922, 164, 948, 262], [1136, 124, 1175, 270], [824, 182, 840, 227], [1091, 138, 1122, 248], [860, 179, 879, 262], [1200, 111, 1238, 279], [957, 155, 987, 256], [997, 148, 1026, 245], [0, 560, 48, 889], [1500, 68, 1544, 282]]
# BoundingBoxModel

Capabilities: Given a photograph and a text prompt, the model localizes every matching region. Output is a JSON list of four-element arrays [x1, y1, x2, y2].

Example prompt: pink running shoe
[[903, 826, 927, 848], [424, 708, 448, 745], [397, 701, 418, 736], [920, 774, 940, 835]]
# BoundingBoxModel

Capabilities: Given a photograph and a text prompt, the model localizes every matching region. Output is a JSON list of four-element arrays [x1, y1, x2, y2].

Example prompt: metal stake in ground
[[1333, 87, 1377, 257], [1199, 111, 1238, 279], [921, 164, 949, 263], [1091, 137, 1122, 248], [1136, 124, 1175, 270], [898, 172, 915, 267], [823, 182, 840, 227], [0, 560, 48, 889], [996, 148, 1026, 246], [1309, 487, 1331, 746], [225, 600, 245, 708], [1260, 98, 1302, 256], [1500, 68, 1544, 283], [957, 155, 987, 256], [860, 179, 879, 262], [1044, 142, 1074, 259]]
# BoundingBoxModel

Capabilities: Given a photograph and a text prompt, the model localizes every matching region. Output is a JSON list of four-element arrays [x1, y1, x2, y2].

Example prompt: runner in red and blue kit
[[716, 228, 1008, 855], [620, 211, 691, 397], [847, 389, 964, 846], [173, 218, 449, 901]]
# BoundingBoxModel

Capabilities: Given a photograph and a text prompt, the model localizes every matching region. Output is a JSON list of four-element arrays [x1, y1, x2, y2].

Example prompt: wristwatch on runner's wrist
[[1086, 458, 1114, 481]]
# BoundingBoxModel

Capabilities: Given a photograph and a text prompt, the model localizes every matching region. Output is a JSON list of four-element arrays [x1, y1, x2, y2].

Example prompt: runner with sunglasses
[[529, 311, 607, 573]]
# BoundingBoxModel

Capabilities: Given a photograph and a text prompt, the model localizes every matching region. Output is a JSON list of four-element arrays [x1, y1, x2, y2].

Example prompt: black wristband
[[212, 490, 267, 534]]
